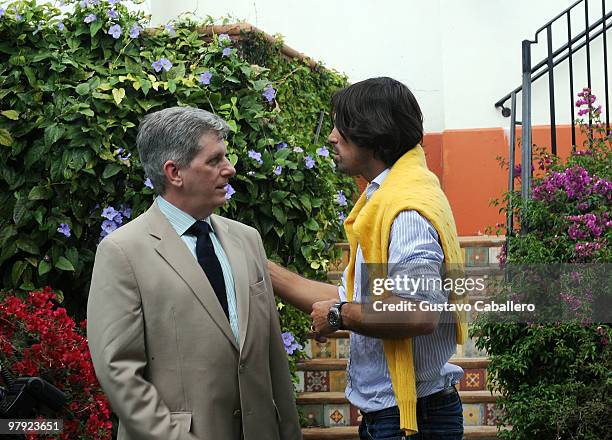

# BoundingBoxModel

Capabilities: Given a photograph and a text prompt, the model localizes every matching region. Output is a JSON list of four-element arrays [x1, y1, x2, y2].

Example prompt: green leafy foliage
[[473, 97, 611, 439], [0, 0, 356, 351]]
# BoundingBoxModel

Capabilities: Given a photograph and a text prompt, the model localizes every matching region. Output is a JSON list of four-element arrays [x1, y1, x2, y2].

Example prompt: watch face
[[327, 307, 341, 329]]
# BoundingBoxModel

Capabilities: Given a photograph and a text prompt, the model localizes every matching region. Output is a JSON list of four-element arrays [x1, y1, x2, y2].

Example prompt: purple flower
[[152, 57, 172, 72], [225, 184, 235, 200], [115, 148, 131, 160], [276, 142, 287, 150], [273, 165, 282, 176], [144, 177, 154, 189], [109, 0, 120, 4], [336, 190, 348, 206], [262, 84, 276, 102], [316, 146, 330, 157], [199, 70, 212, 85], [0, 8, 5, 18], [129, 23, 142, 39], [338, 212, 346, 224], [281, 332, 300, 355], [107, 9, 118, 19], [218, 33, 230, 45], [304, 155, 315, 169], [14, 11, 21, 21], [165, 23, 175, 37], [79, 0, 89, 7], [84, 14, 97, 24], [102, 206, 118, 221], [108, 24, 122, 39], [57, 21, 65, 31], [101, 219, 118, 234], [57, 223, 71, 238], [119, 204, 132, 219], [222, 47, 231, 57], [248, 150, 263, 165]]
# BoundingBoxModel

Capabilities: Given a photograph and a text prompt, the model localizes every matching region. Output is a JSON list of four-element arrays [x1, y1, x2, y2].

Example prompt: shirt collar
[[365, 168, 391, 200], [156, 196, 213, 236]]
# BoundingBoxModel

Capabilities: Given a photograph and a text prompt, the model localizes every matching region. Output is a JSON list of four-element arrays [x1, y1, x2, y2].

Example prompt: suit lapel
[[211, 215, 250, 350], [146, 204, 239, 350]]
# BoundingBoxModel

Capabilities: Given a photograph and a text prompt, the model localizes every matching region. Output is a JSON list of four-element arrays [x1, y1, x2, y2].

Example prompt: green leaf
[[272, 206, 287, 225], [299, 194, 312, 211], [112, 88, 126, 105], [305, 218, 319, 231], [28, 185, 52, 200], [55, 256, 75, 271], [17, 238, 40, 255], [23, 66, 36, 86], [0, 225, 17, 247], [38, 260, 52, 276], [102, 163, 122, 179], [0, 128, 13, 146], [44, 123, 64, 146], [11, 260, 27, 286], [90, 20, 103, 38], [75, 83, 90, 95], [140, 79, 151, 96], [1, 110, 19, 120], [13, 197, 28, 224]]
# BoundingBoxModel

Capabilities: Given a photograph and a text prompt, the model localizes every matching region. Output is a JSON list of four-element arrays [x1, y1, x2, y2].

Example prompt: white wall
[[118, 1, 612, 132]]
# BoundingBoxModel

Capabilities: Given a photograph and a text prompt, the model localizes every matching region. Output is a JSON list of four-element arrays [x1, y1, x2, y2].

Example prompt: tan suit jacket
[[87, 203, 302, 440]]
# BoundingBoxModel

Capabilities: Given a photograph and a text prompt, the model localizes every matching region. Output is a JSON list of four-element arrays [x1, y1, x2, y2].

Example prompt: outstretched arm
[[267, 260, 339, 313]]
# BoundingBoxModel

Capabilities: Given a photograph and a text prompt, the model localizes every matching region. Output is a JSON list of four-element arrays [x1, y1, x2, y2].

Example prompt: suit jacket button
[[233, 409, 242, 417], [239, 363, 246, 373]]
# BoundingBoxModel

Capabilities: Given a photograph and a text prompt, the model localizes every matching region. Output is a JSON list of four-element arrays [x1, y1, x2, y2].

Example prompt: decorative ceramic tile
[[489, 246, 502, 265], [460, 369, 486, 391], [312, 339, 336, 359], [484, 403, 502, 426], [301, 404, 324, 427], [336, 338, 350, 359], [465, 247, 489, 267], [324, 404, 350, 427], [305, 371, 329, 392], [349, 405, 362, 426], [329, 370, 347, 392], [303, 340, 312, 358], [462, 403, 484, 426], [295, 371, 305, 393]]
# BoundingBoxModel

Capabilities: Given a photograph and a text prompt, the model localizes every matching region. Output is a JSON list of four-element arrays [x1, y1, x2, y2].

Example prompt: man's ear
[[162, 160, 182, 189]]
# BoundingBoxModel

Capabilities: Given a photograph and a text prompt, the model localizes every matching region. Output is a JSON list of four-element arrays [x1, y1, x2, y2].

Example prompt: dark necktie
[[187, 221, 229, 319]]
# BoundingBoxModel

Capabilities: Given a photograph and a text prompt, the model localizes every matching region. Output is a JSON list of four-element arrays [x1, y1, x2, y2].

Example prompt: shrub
[[473, 88, 612, 439], [0, 0, 355, 336], [0, 288, 112, 439]]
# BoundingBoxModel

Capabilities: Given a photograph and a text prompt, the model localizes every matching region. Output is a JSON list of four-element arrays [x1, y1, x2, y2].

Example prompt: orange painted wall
[[353, 125, 586, 236]]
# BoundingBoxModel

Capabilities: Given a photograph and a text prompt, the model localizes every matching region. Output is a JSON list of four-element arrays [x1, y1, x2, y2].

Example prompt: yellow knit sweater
[[344, 145, 468, 434]]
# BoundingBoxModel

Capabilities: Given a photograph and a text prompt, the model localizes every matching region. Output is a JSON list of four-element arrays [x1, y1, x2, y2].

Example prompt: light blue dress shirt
[[157, 197, 240, 343], [338, 169, 463, 412]]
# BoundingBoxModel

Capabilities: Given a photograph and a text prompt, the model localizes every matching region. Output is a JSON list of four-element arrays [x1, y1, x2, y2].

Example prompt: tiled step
[[302, 425, 502, 439], [298, 390, 498, 406]]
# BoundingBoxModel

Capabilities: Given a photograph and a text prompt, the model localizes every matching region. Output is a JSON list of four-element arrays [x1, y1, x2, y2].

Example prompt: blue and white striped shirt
[[338, 169, 463, 412], [156, 197, 240, 344]]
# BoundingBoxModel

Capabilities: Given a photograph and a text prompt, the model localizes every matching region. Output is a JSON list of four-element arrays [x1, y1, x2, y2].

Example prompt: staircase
[[298, 236, 506, 439]]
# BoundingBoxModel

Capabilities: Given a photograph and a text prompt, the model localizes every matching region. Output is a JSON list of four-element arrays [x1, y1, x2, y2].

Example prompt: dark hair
[[331, 77, 423, 166]]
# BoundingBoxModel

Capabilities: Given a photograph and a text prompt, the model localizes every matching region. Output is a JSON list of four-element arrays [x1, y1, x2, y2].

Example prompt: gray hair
[[136, 106, 230, 194]]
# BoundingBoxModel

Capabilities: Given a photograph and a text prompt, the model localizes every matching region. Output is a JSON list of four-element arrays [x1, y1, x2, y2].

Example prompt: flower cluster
[[575, 87, 602, 117], [0, 288, 112, 439], [100, 204, 131, 238], [533, 166, 595, 202], [152, 57, 172, 73], [281, 331, 300, 355], [566, 212, 611, 241]]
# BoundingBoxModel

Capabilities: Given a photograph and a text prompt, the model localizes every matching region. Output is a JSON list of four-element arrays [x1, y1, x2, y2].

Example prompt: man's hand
[[310, 299, 337, 337]]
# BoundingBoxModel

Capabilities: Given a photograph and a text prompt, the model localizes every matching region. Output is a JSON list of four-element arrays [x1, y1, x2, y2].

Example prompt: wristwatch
[[327, 301, 348, 331]]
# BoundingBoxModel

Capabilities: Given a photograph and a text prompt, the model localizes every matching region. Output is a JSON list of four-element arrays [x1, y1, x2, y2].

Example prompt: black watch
[[327, 301, 348, 331]]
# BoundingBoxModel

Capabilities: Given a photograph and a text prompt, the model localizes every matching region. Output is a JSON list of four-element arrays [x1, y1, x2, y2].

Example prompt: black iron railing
[[495, 0, 611, 233]]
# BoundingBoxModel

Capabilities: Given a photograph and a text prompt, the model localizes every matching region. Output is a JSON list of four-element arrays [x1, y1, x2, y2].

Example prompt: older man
[[87, 106, 301, 440]]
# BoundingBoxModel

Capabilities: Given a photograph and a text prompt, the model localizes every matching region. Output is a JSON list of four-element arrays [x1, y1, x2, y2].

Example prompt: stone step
[[302, 425, 501, 439], [298, 357, 489, 371], [297, 390, 498, 406]]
